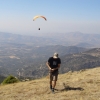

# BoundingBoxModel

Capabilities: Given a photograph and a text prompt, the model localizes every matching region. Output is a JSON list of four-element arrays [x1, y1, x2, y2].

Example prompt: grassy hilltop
[[0, 67, 100, 100]]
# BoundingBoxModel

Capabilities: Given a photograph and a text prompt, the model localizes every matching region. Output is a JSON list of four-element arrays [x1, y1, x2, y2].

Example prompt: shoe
[[51, 88, 55, 93]]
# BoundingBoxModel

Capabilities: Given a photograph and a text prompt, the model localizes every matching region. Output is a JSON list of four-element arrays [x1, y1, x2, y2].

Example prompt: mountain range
[[0, 32, 100, 80], [26, 48, 100, 79], [0, 42, 87, 78], [1, 32, 100, 47]]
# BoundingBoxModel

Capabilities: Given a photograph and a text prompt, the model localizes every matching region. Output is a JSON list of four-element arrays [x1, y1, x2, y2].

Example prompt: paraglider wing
[[33, 15, 47, 21], [33, 15, 47, 30], [40, 16, 47, 20]]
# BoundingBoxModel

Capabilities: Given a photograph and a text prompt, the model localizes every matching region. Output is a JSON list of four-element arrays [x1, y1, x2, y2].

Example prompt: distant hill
[[0, 43, 87, 77], [76, 42, 94, 48], [60, 48, 100, 73], [0, 32, 58, 46], [0, 67, 100, 100], [39, 32, 100, 48], [1, 31, 100, 79], [26, 48, 100, 79], [1, 32, 100, 47]]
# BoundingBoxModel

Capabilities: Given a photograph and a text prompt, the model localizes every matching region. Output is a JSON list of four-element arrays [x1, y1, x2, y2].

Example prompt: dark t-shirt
[[48, 57, 61, 72]]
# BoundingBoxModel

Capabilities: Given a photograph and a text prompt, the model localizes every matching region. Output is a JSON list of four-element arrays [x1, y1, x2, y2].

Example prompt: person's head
[[53, 52, 58, 59]]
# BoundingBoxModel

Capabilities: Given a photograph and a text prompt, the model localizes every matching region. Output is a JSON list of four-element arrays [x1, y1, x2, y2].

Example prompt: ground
[[0, 67, 100, 100]]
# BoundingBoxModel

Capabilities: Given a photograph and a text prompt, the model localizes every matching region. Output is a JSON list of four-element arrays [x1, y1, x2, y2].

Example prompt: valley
[[0, 32, 100, 81]]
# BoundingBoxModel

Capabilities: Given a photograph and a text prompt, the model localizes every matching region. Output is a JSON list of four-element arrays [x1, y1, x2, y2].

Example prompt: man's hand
[[49, 68, 54, 72], [51, 69, 55, 71]]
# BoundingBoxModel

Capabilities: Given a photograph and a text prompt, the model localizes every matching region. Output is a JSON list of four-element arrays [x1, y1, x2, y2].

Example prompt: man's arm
[[46, 62, 56, 72], [46, 62, 51, 70], [46, 62, 61, 72], [52, 64, 60, 71]]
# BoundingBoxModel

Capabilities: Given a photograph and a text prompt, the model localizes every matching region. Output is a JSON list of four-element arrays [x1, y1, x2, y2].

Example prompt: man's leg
[[51, 81, 56, 93], [51, 73, 58, 92], [52, 81, 56, 89], [50, 80, 52, 89], [49, 73, 53, 89]]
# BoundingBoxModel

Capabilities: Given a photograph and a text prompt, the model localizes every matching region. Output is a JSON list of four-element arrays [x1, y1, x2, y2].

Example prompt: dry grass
[[0, 67, 100, 100]]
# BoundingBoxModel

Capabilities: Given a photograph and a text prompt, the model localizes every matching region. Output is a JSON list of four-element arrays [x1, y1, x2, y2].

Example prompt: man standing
[[46, 53, 61, 93]]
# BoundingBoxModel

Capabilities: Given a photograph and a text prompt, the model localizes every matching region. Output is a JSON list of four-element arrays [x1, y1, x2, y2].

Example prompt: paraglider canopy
[[33, 15, 47, 30], [33, 15, 47, 21]]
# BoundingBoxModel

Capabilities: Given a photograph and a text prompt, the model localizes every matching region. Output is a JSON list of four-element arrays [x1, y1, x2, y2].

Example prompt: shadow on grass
[[55, 83, 84, 92]]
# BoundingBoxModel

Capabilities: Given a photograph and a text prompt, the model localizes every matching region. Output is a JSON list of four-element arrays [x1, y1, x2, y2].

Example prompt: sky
[[0, 0, 100, 36]]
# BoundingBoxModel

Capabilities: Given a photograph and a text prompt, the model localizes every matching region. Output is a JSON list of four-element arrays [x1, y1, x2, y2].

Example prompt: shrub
[[2, 75, 19, 85]]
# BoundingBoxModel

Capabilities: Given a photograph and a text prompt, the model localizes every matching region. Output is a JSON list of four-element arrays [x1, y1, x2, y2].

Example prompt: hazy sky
[[0, 0, 100, 36]]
